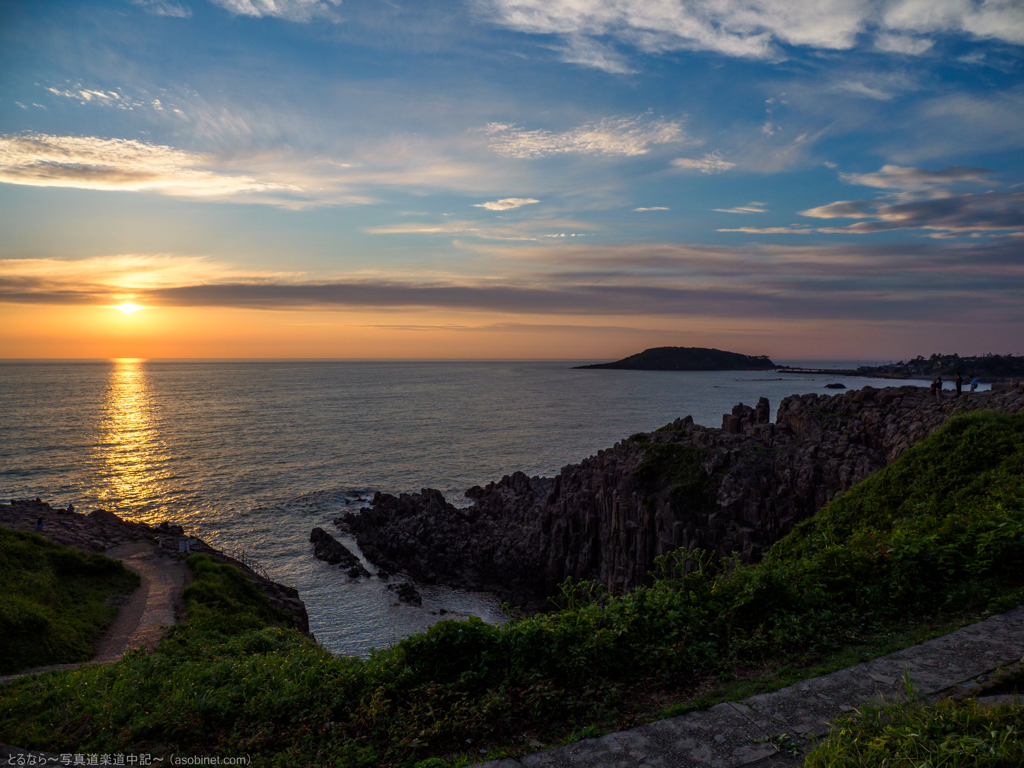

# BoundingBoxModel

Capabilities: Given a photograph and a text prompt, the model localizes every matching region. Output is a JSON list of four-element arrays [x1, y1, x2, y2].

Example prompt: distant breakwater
[[340, 381, 1024, 608]]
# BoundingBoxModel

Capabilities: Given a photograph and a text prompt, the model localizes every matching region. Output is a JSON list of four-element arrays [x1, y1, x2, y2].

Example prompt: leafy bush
[[0, 528, 140, 673]]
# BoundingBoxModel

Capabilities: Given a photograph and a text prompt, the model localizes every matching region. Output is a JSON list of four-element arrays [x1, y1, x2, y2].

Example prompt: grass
[[0, 527, 141, 674], [0, 411, 1022, 766], [805, 697, 1024, 767]]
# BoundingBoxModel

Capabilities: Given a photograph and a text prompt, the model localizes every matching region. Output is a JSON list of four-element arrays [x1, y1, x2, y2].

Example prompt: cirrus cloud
[[715, 202, 767, 214], [672, 153, 735, 174], [479, 0, 1024, 70], [0, 133, 297, 199], [208, 0, 341, 22], [472, 197, 540, 210], [485, 115, 686, 159], [839, 164, 997, 191]]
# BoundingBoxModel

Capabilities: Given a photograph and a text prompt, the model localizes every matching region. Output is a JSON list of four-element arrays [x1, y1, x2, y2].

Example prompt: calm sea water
[[0, 359, 948, 656]]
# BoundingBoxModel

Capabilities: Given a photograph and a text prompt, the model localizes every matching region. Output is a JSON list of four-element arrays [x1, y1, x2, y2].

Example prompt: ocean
[[0, 359, 948, 656]]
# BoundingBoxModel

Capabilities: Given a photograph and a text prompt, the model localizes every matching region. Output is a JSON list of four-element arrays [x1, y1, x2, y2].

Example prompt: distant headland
[[780, 353, 1024, 382], [576, 346, 776, 371]]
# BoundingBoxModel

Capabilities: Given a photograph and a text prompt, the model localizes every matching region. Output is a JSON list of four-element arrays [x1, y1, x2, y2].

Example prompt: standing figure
[[971, 376, 979, 394], [955, 371, 963, 398], [931, 375, 943, 404]]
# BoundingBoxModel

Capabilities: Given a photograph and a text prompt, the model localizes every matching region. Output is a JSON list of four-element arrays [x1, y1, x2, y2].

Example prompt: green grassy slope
[[1, 411, 1022, 766], [0, 528, 141, 674]]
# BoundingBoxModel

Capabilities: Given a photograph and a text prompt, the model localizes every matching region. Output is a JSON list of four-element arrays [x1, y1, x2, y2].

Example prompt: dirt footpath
[[0, 541, 187, 684]]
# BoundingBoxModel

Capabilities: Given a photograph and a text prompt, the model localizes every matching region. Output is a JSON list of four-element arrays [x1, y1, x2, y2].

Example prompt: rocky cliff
[[340, 382, 1024, 608]]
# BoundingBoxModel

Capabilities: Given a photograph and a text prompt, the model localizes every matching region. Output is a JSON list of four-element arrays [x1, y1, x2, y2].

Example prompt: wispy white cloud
[[485, 115, 686, 158], [554, 34, 637, 74], [826, 70, 922, 102], [46, 83, 172, 114], [831, 80, 897, 101], [479, 0, 867, 62], [718, 225, 813, 234], [881, 0, 1024, 46], [873, 32, 933, 55], [672, 152, 735, 174], [472, 197, 540, 210], [132, 0, 193, 18], [480, 0, 1024, 70], [0, 133, 297, 199], [634, 206, 669, 211], [714, 203, 767, 214], [365, 218, 592, 240], [839, 164, 996, 191], [48, 87, 123, 105], [208, 0, 341, 22]]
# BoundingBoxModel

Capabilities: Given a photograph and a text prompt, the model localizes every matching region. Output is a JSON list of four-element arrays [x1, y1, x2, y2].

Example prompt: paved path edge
[[479, 605, 1024, 768]]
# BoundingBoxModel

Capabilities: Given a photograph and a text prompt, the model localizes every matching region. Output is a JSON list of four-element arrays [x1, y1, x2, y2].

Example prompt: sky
[[1, 0, 1022, 360]]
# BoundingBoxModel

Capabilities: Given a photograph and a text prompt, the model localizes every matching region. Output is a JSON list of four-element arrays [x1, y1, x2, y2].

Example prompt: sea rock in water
[[309, 527, 370, 576], [387, 582, 422, 606], [824, 383, 846, 389]]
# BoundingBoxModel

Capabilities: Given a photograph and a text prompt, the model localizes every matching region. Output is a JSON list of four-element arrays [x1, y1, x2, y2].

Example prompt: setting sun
[[115, 303, 143, 314]]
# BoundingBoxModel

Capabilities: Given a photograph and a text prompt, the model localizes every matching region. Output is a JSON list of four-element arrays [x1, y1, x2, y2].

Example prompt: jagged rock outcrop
[[340, 381, 1024, 607], [0, 499, 312, 635], [310, 526, 371, 577]]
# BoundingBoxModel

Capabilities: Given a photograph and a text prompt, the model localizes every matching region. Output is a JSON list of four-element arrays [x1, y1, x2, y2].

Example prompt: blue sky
[[1, 0, 1022, 359]]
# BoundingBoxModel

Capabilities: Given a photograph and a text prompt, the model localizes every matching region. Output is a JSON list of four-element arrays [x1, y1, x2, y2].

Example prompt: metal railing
[[216, 547, 271, 580]]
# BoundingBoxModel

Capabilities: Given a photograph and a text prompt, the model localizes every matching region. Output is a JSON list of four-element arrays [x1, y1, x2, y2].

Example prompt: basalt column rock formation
[[340, 381, 1024, 607]]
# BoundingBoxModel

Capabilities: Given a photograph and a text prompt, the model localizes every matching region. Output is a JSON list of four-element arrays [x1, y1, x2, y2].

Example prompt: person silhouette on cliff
[[930, 375, 943, 404], [955, 371, 964, 398]]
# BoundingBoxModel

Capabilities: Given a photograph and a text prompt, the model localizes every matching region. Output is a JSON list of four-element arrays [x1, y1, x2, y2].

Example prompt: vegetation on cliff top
[[0, 528, 139, 674], [854, 352, 1024, 380], [576, 346, 775, 371], [1, 411, 1022, 766]]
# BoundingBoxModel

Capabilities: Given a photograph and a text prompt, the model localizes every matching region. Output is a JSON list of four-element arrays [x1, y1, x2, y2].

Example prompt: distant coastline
[[779, 353, 1024, 383]]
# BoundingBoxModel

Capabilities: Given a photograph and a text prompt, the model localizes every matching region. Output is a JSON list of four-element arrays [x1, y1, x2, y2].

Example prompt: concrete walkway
[[480, 606, 1024, 768], [0, 542, 188, 684]]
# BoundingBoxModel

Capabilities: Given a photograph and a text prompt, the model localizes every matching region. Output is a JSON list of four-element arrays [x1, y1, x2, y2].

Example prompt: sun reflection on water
[[96, 359, 171, 524]]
